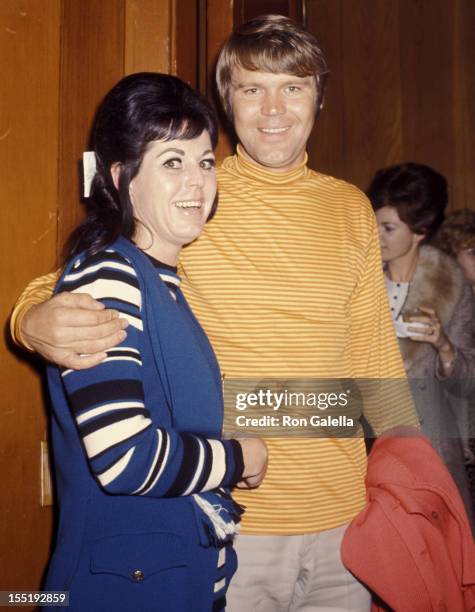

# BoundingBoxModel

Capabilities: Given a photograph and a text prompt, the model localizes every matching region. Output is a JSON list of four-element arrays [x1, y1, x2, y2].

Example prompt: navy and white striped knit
[[58, 248, 243, 498]]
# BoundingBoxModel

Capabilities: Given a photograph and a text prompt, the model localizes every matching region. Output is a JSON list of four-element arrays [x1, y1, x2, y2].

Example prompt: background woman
[[434, 208, 475, 527], [45, 72, 267, 611], [367, 162, 475, 530], [436, 209, 475, 293]]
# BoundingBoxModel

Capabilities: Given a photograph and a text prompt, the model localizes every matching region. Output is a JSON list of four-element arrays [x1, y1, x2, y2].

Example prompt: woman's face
[[457, 247, 475, 286], [375, 205, 423, 263], [129, 130, 216, 264]]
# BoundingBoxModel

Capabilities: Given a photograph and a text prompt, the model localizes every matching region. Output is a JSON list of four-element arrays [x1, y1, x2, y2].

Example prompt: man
[[12, 15, 418, 611]]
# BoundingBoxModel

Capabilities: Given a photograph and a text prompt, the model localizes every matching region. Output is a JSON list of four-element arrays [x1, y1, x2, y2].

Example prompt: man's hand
[[236, 438, 268, 489], [22, 292, 129, 370]]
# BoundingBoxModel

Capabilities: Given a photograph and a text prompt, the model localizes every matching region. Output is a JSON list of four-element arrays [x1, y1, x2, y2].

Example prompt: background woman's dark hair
[[64, 72, 218, 262], [366, 162, 448, 241]]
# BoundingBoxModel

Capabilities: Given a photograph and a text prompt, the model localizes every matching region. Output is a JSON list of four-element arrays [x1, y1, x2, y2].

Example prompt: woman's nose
[[185, 163, 205, 187]]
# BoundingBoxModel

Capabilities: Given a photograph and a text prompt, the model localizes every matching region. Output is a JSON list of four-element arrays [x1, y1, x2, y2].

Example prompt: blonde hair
[[216, 14, 329, 121]]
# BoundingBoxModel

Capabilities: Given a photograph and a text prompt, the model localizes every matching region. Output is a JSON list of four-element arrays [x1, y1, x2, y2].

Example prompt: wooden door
[[1, 0, 61, 592], [1, 0, 189, 599]]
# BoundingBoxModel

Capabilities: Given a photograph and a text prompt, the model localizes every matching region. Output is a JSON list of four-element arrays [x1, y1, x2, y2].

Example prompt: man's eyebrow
[[156, 147, 185, 158], [234, 77, 314, 88], [282, 77, 314, 85], [234, 81, 260, 88]]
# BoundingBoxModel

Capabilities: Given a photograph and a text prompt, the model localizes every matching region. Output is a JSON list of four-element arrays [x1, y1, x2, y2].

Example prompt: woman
[[45, 73, 267, 611], [435, 208, 475, 526], [435, 208, 475, 292], [367, 162, 475, 529]]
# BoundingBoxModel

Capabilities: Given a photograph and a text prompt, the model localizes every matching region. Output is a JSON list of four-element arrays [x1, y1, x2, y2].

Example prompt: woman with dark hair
[[44, 72, 267, 611], [367, 162, 475, 530]]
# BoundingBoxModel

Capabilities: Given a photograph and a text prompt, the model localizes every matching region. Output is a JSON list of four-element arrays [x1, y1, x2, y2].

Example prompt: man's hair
[[64, 72, 218, 262], [367, 162, 448, 241], [433, 209, 475, 256], [216, 14, 329, 121]]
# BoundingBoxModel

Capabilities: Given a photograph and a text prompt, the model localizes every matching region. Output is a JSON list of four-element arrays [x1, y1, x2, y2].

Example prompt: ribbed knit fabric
[[54, 247, 243, 499], [10, 271, 58, 350], [11, 148, 418, 534], [179, 148, 418, 534]]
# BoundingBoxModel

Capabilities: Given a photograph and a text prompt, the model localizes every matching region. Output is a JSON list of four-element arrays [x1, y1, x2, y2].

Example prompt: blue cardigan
[[45, 237, 239, 611]]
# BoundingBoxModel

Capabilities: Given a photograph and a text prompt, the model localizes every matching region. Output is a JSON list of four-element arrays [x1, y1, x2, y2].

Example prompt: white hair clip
[[83, 151, 97, 198]]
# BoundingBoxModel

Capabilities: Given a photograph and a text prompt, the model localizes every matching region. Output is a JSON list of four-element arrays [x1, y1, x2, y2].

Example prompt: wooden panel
[[2, 0, 180, 598], [341, 0, 403, 190], [0, 0, 60, 592], [305, 0, 344, 179], [57, 0, 125, 254], [452, 0, 475, 211], [125, 0, 172, 75], [207, 0, 235, 161], [172, 0, 199, 86], [399, 0, 453, 185], [125, 1, 198, 86], [235, 0, 304, 23], [305, 0, 475, 210]]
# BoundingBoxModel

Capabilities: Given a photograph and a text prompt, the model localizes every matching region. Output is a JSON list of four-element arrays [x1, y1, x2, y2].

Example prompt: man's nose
[[261, 90, 285, 116]]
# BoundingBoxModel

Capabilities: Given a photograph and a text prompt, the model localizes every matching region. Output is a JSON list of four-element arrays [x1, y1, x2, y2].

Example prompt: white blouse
[[385, 276, 410, 322]]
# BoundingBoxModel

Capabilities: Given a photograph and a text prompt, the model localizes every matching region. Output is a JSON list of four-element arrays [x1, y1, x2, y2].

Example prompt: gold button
[[132, 569, 144, 582]]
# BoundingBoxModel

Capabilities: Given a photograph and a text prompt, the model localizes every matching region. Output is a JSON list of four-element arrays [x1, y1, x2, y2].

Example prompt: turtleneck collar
[[223, 144, 310, 185]]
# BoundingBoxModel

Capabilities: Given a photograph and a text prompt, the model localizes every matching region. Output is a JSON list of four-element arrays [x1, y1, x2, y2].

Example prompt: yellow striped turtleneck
[[180, 148, 418, 534]]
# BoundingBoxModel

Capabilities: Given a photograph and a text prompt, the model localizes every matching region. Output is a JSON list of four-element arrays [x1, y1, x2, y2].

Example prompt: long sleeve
[[348, 205, 419, 435], [437, 282, 475, 398], [56, 249, 243, 497], [10, 271, 58, 349]]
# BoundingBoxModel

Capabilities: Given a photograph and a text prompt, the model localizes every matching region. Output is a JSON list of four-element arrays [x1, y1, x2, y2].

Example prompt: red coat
[[341, 429, 475, 611]]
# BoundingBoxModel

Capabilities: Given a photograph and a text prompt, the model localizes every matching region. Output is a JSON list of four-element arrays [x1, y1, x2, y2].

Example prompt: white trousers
[[226, 524, 371, 611]]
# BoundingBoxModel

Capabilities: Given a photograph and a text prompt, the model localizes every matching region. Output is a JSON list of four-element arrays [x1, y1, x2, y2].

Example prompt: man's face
[[456, 248, 475, 287], [230, 66, 317, 173]]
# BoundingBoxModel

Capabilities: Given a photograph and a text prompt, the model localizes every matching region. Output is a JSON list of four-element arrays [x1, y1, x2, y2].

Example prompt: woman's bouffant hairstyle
[[433, 209, 475, 256], [216, 14, 329, 121], [367, 162, 448, 241], [64, 72, 218, 262]]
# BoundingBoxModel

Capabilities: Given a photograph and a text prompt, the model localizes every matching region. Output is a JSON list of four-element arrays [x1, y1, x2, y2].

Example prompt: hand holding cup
[[402, 305, 445, 347]]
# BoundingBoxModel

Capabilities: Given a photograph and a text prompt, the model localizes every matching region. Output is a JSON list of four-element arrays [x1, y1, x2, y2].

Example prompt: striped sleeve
[[58, 249, 244, 497]]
